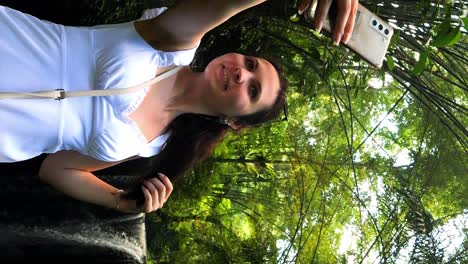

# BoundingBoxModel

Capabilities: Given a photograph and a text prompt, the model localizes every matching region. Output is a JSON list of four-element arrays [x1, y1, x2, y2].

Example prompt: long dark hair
[[125, 57, 288, 204]]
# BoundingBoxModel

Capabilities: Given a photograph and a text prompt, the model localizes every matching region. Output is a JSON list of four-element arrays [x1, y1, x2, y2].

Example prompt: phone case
[[304, 0, 394, 68]]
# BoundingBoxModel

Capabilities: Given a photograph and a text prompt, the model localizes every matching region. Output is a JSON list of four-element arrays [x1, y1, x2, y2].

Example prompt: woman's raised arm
[[135, 0, 267, 51]]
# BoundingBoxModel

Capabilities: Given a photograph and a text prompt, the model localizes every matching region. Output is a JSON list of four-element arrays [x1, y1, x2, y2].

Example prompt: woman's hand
[[115, 173, 173, 213], [315, 0, 358, 45], [141, 173, 173, 213], [298, 0, 359, 45]]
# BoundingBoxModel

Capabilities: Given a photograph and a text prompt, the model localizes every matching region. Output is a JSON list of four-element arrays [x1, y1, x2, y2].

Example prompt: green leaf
[[432, 21, 450, 38], [461, 17, 468, 31], [386, 56, 395, 71], [388, 30, 400, 49], [412, 49, 430, 75], [445, 28, 461, 46], [432, 22, 461, 47]]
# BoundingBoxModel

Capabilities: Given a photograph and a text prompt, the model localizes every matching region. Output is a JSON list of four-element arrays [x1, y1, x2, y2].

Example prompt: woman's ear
[[225, 117, 242, 130]]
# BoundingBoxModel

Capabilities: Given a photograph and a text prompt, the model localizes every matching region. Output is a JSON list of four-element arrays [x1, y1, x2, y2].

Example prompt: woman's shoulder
[[133, 5, 201, 53], [138, 7, 200, 66]]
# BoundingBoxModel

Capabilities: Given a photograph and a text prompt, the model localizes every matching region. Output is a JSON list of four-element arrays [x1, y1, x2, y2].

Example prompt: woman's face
[[203, 53, 280, 117]]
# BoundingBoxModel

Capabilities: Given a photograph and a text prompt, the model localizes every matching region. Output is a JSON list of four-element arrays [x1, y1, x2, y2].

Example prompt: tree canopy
[[145, 1, 467, 263]]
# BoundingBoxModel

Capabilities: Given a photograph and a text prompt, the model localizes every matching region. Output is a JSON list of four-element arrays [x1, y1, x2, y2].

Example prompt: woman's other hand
[[141, 173, 173, 213], [314, 0, 358, 45]]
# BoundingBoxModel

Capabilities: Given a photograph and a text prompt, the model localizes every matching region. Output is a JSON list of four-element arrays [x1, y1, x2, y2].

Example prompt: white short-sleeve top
[[0, 6, 198, 162]]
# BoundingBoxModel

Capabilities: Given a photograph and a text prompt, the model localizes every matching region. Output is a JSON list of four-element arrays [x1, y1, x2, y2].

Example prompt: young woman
[[0, 0, 358, 213]]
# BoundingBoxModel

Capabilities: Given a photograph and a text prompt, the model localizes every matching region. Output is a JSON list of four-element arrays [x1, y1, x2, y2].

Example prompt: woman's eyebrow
[[254, 59, 262, 103]]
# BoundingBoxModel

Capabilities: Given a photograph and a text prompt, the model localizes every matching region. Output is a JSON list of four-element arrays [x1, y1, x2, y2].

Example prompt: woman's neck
[[161, 67, 216, 118], [128, 66, 215, 143]]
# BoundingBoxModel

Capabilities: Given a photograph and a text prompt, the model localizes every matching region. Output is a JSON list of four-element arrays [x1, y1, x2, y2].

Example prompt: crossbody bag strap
[[0, 66, 183, 100]]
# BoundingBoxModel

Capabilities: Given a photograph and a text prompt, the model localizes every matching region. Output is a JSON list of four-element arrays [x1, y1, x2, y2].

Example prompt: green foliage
[[386, 56, 395, 71], [432, 21, 462, 47], [412, 49, 431, 75], [462, 17, 468, 31]]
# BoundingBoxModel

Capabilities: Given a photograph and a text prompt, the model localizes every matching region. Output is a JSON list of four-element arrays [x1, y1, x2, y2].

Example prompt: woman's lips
[[219, 65, 228, 91]]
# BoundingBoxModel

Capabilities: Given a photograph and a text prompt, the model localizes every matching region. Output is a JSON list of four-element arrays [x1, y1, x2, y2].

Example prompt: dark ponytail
[[147, 113, 230, 180]]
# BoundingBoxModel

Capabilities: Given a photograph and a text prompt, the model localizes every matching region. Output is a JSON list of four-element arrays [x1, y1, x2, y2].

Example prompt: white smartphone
[[303, 0, 394, 69]]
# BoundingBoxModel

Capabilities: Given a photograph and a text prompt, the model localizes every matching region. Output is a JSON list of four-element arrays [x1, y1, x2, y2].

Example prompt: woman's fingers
[[340, 0, 358, 44], [143, 179, 161, 212], [141, 185, 153, 213], [332, 0, 352, 45], [141, 173, 174, 213], [313, 0, 359, 45], [158, 173, 173, 200], [297, 0, 312, 15], [314, 0, 331, 33], [149, 177, 166, 208]]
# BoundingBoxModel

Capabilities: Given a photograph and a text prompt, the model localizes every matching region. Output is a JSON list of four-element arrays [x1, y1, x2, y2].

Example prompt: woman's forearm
[[139, 0, 269, 51], [176, 0, 267, 12], [38, 150, 137, 212], [219, 0, 268, 12], [39, 167, 129, 210], [177, 0, 268, 28], [37, 150, 171, 213]]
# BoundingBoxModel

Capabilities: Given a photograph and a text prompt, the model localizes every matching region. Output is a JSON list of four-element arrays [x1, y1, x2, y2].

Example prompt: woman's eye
[[249, 85, 258, 99]]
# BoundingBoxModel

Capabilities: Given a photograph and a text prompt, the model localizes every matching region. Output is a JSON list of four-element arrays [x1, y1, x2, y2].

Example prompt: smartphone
[[303, 0, 394, 69]]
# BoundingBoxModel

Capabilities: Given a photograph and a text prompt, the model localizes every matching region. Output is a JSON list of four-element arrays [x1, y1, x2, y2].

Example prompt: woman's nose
[[234, 67, 244, 84]]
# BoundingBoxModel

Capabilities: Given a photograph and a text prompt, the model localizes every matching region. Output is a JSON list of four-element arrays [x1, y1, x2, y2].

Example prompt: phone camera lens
[[372, 20, 377, 26], [384, 29, 389, 35], [378, 24, 383, 31]]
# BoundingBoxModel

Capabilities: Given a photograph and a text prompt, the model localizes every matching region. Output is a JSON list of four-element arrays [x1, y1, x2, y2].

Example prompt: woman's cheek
[[232, 96, 250, 114]]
